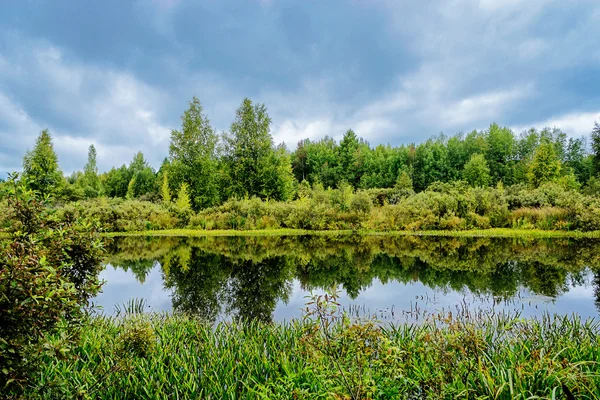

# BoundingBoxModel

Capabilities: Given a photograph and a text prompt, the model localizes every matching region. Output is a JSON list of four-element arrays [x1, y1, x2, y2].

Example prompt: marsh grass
[[23, 305, 600, 399]]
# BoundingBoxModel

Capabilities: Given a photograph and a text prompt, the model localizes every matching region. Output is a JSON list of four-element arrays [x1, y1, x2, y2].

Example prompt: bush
[[57, 198, 180, 232], [0, 175, 105, 394], [117, 317, 156, 359]]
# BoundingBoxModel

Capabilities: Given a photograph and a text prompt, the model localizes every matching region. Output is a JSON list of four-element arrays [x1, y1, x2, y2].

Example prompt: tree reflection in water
[[105, 235, 600, 322]]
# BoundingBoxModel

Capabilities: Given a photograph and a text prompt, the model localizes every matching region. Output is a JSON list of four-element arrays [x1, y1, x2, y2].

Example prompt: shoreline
[[104, 228, 600, 238]]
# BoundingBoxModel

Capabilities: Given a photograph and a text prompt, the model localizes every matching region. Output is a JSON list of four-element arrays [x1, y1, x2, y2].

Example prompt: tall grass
[[23, 309, 600, 399]]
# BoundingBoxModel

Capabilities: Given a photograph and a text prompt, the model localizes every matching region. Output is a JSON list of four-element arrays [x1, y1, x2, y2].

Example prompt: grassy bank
[[106, 227, 600, 238], [24, 311, 600, 399]]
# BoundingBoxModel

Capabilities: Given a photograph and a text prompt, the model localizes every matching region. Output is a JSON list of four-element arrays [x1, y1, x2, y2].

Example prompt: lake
[[95, 235, 600, 323]]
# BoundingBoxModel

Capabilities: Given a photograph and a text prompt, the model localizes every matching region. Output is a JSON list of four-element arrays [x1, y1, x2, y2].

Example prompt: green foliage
[[80, 144, 103, 198], [592, 120, 600, 176], [125, 175, 136, 200], [528, 141, 562, 187], [584, 176, 600, 197], [223, 98, 295, 201], [394, 170, 413, 191], [175, 182, 192, 211], [463, 153, 491, 187], [0, 174, 104, 394], [22, 310, 600, 399], [160, 171, 171, 204], [22, 130, 64, 198], [117, 317, 156, 359], [350, 190, 372, 215], [169, 97, 220, 210], [194, 181, 600, 232], [57, 198, 179, 232], [102, 165, 130, 198], [485, 123, 516, 185]]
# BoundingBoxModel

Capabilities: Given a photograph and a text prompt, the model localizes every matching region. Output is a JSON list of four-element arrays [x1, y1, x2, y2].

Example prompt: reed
[[23, 309, 600, 399]]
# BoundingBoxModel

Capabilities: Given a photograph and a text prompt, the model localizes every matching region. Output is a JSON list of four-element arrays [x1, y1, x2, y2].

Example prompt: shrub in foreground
[[0, 175, 105, 395]]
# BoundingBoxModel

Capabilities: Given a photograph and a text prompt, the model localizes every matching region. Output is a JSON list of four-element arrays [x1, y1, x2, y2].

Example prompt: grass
[[23, 310, 600, 399], [105, 227, 600, 239]]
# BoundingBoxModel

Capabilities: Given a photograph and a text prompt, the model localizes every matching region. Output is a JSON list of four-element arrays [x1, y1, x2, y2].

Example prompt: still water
[[95, 235, 600, 322]]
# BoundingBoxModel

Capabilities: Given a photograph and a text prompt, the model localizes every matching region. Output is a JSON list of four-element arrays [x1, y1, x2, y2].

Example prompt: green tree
[[175, 182, 192, 211], [102, 165, 130, 198], [338, 129, 366, 187], [223, 98, 294, 201], [528, 141, 562, 187], [303, 136, 340, 188], [169, 97, 220, 210], [591, 120, 600, 176], [22, 130, 64, 197], [81, 144, 102, 197], [463, 153, 491, 187], [128, 152, 155, 199], [394, 170, 413, 191], [485, 123, 516, 185]]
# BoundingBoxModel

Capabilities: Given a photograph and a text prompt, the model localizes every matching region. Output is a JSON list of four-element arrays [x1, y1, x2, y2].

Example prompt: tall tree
[[485, 123, 516, 185], [338, 129, 361, 186], [22, 129, 64, 197], [102, 165, 130, 198], [528, 141, 561, 187], [223, 98, 294, 201], [591, 120, 600, 176], [81, 144, 102, 197], [169, 97, 220, 210], [128, 152, 155, 199], [463, 153, 491, 187]]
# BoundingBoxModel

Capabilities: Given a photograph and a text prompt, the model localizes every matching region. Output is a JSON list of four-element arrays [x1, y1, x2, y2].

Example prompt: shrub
[[0, 175, 105, 394], [350, 191, 373, 215], [117, 317, 156, 359]]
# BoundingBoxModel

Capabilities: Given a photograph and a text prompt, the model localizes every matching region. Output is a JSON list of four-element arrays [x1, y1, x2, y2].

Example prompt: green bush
[[117, 317, 156, 359], [57, 198, 180, 232], [0, 176, 105, 395]]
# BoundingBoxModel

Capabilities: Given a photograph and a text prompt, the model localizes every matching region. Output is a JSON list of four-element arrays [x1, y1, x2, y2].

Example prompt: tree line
[[11, 96, 600, 211]]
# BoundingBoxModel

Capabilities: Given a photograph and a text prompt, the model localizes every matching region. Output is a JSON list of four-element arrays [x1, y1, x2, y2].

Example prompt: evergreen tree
[[338, 129, 360, 186], [81, 145, 102, 197], [223, 98, 294, 201], [463, 153, 491, 187], [394, 170, 413, 191], [169, 97, 220, 210], [128, 152, 155, 198], [22, 130, 64, 197], [528, 141, 561, 187]]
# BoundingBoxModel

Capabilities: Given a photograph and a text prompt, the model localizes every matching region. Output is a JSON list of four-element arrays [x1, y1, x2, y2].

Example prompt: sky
[[1, 0, 599, 176]]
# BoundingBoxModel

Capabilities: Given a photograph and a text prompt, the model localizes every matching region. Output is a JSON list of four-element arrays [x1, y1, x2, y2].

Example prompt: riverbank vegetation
[[18, 305, 600, 399], [2, 97, 600, 234]]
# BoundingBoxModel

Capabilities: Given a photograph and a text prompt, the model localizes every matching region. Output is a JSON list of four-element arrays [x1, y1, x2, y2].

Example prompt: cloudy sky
[[1, 0, 599, 176]]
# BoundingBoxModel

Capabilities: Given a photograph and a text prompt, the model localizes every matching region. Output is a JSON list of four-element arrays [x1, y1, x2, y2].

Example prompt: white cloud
[[442, 86, 533, 126], [513, 111, 600, 138], [0, 41, 174, 174]]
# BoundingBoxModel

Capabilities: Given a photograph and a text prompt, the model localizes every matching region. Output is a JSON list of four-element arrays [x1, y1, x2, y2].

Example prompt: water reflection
[[96, 235, 600, 322]]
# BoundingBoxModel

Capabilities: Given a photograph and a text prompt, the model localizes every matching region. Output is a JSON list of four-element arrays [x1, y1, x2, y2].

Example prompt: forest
[[2, 96, 600, 232]]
